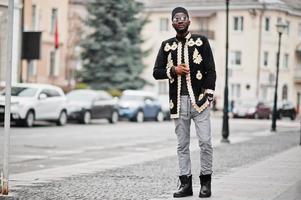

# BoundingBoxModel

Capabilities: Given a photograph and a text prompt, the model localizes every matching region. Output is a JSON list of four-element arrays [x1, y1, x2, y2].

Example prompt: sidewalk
[[152, 146, 301, 200], [1, 128, 299, 200]]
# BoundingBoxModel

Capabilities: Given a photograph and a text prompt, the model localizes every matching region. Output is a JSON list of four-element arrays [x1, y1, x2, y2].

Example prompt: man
[[153, 7, 216, 198]]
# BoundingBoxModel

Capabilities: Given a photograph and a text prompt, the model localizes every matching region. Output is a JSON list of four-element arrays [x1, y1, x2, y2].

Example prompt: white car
[[0, 83, 68, 127]]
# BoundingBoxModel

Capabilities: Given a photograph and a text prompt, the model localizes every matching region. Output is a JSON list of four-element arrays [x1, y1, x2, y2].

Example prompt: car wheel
[[81, 111, 91, 124], [290, 113, 296, 121], [57, 111, 67, 126], [156, 111, 164, 122], [135, 111, 144, 123], [109, 111, 118, 124], [24, 110, 35, 127]]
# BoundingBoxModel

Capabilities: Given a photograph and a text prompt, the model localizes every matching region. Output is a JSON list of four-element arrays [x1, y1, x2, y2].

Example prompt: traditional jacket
[[153, 33, 216, 119]]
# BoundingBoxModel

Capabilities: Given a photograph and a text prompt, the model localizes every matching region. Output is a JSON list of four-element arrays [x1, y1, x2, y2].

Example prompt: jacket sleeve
[[153, 42, 174, 80], [202, 37, 216, 95]]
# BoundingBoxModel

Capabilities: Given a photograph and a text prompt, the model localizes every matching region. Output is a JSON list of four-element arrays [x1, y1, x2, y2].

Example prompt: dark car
[[232, 101, 271, 119], [277, 101, 296, 120], [118, 90, 164, 123], [66, 89, 119, 124]]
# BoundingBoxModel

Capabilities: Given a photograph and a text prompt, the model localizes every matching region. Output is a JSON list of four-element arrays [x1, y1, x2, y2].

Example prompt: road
[[0, 114, 299, 175]]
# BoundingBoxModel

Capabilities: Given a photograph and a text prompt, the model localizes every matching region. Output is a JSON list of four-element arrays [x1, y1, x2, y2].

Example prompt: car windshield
[[1, 87, 38, 97], [120, 95, 144, 101], [67, 92, 96, 101]]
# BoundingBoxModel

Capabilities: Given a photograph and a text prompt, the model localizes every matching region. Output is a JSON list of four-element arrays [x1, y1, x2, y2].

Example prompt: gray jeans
[[174, 95, 213, 176]]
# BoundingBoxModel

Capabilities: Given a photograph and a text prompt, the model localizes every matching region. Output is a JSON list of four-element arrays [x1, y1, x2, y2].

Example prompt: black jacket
[[153, 33, 216, 119]]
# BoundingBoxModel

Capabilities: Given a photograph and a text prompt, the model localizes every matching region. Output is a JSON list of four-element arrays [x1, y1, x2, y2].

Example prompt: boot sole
[[173, 192, 193, 198], [199, 192, 211, 198]]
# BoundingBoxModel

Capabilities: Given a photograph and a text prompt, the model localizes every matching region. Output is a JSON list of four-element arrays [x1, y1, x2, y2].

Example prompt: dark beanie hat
[[171, 7, 189, 19]]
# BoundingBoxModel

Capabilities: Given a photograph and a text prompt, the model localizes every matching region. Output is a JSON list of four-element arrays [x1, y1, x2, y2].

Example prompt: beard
[[174, 25, 189, 35]]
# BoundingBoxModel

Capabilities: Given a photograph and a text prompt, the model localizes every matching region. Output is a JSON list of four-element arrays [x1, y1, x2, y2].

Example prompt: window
[[264, 17, 270, 31], [283, 53, 289, 69], [51, 8, 58, 34], [40, 89, 60, 98], [263, 51, 269, 67], [277, 17, 282, 23], [48, 89, 60, 97], [230, 51, 242, 66], [233, 16, 243, 31], [49, 51, 56, 76], [261, 86, 268, 101], [28, 60, 37, 76], [158, 81, 168, 94], [160, 18, 169, 32], [31, 5, 37, 30], [231, 84, 241, 99], [285, 20, 290, 35], [282, 84, 288, 100]]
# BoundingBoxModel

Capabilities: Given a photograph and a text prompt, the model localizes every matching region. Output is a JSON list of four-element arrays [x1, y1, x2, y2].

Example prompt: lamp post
[[221, 0, 230, 143], [271, 22, 287, 132], [1, 0, 14, 196]]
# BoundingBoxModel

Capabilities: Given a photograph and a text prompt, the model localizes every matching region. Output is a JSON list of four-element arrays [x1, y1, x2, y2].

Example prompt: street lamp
[[221, 0, 230, 143], [271, 22, 287, 132]]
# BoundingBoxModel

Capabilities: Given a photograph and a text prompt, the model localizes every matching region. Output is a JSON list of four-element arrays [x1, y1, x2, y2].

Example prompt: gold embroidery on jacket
[[196, 70, 203, 80], [171, 42, 178, 50], [166, 53, 174, 83], [169, 100, 174, 109], [195, 38, 203, 46], [198, 93, 204, 101], [164, 43, 171, 52], [193, 48, 203, 64], [187, 39, 195, 47], [166, 53, 173, 68]]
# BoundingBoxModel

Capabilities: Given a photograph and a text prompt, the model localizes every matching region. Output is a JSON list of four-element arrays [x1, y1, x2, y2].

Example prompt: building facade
[[141, 0, 301, 111], [22, 0, 69, 89], [0, 0, 22, 85], [65, 0, 89, 88]]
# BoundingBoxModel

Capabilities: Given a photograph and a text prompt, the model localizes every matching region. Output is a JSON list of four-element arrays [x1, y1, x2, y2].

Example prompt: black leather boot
[[173, 175, 193, 198], [199, 174, 211, 198]]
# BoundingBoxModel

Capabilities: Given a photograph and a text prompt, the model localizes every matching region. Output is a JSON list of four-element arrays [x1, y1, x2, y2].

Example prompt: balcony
[[190, 29, 215, 40], [294, 68, 301, 84]]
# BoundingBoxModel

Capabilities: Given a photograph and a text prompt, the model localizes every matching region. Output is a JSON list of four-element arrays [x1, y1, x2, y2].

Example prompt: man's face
[[172, 12, 190, 34]]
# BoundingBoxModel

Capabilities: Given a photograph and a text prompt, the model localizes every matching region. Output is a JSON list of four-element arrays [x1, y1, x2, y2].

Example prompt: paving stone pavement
[[152, 145, 301, 200], [2, 129, 300, 200]]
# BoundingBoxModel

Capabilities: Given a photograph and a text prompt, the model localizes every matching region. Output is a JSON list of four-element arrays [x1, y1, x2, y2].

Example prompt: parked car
[[277, 101, 296, 120], [232, 101, 271, 119], [118, 90, 164, 122], [66, 89, 119, 124], [0, 83, 68, 127], [157, 94, 171, 120]]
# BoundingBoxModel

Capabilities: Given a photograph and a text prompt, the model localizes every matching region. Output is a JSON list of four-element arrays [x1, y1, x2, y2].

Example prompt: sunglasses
[[172, 16, 188, 23]]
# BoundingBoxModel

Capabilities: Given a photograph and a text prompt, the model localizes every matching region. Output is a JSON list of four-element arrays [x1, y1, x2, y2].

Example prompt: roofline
[[144, 2, 301, 17]]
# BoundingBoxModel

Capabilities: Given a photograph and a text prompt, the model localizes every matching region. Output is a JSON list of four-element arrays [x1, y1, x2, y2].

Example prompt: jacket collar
[[176, 32, 191, 42]]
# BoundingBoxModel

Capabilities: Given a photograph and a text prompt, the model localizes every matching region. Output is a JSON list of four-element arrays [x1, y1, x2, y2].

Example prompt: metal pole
[[1, 0, 14, 195], [221, 0, 230, 143], [271, 32, 282, 132]]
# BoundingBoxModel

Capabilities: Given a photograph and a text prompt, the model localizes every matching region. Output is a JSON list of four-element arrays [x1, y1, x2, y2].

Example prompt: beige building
[[22, 0, 69, 89], [141, 0, 301, 111], [0, 0, 22, 85]]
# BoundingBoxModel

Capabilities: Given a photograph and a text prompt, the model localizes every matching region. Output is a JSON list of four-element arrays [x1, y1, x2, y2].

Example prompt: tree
[[81, 0, 148, 90]]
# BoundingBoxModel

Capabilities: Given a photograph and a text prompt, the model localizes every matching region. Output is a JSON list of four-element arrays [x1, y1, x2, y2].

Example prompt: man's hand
[[196, 93, 214, 107], [175, 64, 190, 76]]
